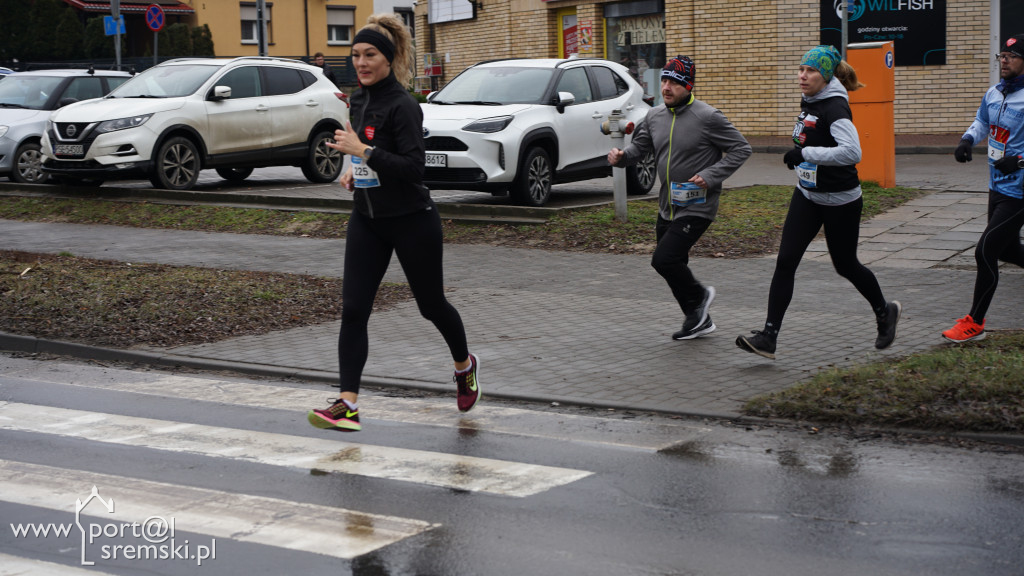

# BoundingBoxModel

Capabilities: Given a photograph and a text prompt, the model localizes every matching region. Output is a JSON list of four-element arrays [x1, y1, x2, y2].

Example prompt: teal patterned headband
[[801, 45, 841, 82]]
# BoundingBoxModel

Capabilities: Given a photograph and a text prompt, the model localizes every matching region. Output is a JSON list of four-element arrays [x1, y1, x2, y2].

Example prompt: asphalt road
[[2, 354, 1022, 576]]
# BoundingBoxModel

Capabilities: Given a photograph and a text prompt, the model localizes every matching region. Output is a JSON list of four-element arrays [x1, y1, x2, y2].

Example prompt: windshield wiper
[[451, 101, 503, 106], [0, 102, 29, 108], [118, 95, 167, 98]]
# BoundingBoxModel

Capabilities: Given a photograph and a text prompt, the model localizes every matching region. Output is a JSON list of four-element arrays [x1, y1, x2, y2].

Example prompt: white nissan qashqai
[[421, 57, 656, 207], [41, 57, 348, 190]]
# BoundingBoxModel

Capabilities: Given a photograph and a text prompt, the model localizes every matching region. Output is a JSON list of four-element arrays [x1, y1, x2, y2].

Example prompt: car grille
[[44, 158, 103, 168], [424, 167, 486, 183], [53, 122, 94, 143], [424, 136, 468, 152]]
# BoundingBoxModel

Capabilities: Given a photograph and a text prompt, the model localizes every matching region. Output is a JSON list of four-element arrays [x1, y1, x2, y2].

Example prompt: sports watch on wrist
[[363, 146, 374, 160], [1018, 155, 1024, 169]]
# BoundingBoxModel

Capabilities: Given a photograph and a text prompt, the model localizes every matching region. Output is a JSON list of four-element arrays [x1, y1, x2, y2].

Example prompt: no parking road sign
[[145, 4, 165, 32]]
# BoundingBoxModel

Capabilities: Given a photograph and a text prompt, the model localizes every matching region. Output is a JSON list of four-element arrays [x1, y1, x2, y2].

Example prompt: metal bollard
[[600, 109, 633, 223]]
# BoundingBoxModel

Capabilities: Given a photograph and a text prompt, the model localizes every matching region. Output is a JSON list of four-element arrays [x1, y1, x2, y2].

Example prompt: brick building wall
[[414, 0, 992, 136]]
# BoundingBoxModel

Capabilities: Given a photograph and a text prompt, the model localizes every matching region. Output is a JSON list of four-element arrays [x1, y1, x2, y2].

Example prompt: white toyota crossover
[[421, 57, 656, 207], [41, 57, 348, 189]]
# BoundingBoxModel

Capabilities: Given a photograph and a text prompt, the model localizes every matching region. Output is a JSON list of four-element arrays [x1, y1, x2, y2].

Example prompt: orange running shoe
[[942, 315, 986, 343]]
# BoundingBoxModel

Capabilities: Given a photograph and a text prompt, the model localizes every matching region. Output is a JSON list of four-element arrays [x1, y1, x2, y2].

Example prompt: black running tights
[[969, 190, 1024, 322], [338, 208, 468, 394], [765, 189, 886, 331]]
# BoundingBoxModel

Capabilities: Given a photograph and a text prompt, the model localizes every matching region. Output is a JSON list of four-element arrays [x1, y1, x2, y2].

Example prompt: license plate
[[425, 153, 447, 168], [54, 144, 84, 156]]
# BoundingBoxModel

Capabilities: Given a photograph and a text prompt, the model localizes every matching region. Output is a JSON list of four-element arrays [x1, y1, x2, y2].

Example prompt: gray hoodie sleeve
[[696, 109, 752, 189], [620, 113, 654, 166], [801, 118, 862, 166]]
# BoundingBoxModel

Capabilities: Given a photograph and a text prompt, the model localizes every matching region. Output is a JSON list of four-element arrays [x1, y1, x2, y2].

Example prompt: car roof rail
[[226, 56, 307, 65], [555, 57, 609, 68]]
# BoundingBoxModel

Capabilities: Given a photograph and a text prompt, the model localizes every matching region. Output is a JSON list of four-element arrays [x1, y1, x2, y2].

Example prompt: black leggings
[[338, 208, 468, 394], [765, 189, 886, 331], [653, 215, 712, 314], [969, 190, 1024, 321]]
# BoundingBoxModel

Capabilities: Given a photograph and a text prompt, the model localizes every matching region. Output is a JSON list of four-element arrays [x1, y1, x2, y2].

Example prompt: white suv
[[421, 57, 656, 207], [41, 57, 348, 189]]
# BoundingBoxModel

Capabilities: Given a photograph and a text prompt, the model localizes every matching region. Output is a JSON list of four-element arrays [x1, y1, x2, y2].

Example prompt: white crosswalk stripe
[[7, 369, 709, 451], [0, 460, 434, 561], [0, 402, 591, 497]]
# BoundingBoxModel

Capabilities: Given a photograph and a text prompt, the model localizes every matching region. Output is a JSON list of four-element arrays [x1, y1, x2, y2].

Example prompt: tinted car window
[[591, 66, 629, 100], [63, 77, 105, 101], [556, 68, 593, 105], [217, 66, 261, 98], [263, 66, 305, 96], [299, 69, 317, 88], [106, 77, 129, 91]]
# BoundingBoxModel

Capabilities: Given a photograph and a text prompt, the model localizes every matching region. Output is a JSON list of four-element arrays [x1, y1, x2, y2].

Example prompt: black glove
[[783, 147, 804, 169], [954, 138, 973, 163], [994, 155, 1022, 175]]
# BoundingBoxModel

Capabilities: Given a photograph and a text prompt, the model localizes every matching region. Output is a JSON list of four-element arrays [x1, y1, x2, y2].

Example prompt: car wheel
[[150, 136, 200, 190], [215, 167, 253, 182], [301, 130, 344, 183], [510, 147, 552, 207], [11, 141, 48, 184], [626, 148, 656, 195]]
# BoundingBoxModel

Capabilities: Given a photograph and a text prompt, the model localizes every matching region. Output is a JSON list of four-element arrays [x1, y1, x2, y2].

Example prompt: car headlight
[[462, 116, 514, 134], [0, 126, 8, 139], [96, 114, 152, 134]]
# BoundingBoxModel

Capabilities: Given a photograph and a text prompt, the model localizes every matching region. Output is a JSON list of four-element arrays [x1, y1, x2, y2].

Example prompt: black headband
[[353, 29, 395, 64]]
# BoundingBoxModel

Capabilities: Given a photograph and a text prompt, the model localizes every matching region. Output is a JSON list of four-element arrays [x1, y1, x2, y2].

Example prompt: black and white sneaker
[[875, 301, 902, 350], [673, 315, 716, 340], [736, 330, 777, 360], [680, 286, 715, 335]]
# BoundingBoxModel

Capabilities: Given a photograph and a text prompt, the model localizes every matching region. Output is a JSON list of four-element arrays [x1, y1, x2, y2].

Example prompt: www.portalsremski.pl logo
[[9, 485, 217, 567]]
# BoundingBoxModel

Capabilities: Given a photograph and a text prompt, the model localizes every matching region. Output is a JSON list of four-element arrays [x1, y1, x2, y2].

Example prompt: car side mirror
[[555, 91, 575, 114], [426, 91, 437, 103], [58, 97, 78, 108], [208, 85, 232, 101]]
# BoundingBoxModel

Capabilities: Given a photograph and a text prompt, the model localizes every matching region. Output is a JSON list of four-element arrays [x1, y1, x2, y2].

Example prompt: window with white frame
[[240, 3, 273, 45], [327, 7, 354, 45]]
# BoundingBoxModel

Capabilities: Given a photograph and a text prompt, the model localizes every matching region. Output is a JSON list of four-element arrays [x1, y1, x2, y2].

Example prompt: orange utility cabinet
[[846, 41, 895, 188]]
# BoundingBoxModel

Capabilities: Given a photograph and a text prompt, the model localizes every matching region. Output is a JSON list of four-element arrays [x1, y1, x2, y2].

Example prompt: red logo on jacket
[[364, 127, 375, 141]]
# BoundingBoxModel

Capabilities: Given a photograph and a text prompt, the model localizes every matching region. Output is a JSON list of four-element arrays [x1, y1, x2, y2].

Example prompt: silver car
[[0, 69, 131, 183]]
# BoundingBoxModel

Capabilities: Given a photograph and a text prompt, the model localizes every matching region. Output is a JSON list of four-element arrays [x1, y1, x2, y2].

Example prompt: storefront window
[[605, 7, 665, 105]]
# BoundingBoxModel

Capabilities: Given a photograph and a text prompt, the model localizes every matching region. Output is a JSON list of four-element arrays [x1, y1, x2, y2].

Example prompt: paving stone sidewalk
[[2, 186, 1022, 418]]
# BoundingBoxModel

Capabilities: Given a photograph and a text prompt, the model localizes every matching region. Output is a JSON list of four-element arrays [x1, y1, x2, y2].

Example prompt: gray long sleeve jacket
[[621, 96, 751, 221]]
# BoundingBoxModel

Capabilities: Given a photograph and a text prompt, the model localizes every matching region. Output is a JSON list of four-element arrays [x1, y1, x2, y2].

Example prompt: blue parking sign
[[103, 15, 126, 36]]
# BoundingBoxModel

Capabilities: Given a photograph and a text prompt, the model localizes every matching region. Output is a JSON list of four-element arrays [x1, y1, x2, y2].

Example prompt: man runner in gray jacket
[[609, 55, 751, 340]]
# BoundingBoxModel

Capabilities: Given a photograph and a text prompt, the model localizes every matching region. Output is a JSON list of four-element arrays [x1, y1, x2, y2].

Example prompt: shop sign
[[617, 15, 665, 46], [819, 0, 946, 65]]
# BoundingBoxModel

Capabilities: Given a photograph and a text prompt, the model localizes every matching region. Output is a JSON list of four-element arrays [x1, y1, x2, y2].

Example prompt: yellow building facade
[[185, 0, 376, 61], [414, 0, 1001, 136]]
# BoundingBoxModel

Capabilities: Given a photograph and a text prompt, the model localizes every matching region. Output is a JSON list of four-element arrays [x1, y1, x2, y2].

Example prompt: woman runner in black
[[736, 45, 901, 360], [307, 13, 480, 432]]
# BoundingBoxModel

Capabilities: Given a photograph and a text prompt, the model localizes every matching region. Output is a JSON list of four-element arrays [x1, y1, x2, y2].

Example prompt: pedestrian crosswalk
[[0, 359, 708, 573]]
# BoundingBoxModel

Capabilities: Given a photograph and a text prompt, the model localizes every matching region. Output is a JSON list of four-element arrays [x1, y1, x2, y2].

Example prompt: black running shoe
[[681, 286, 716, 334], [736, 330, 776, 360], [673, 315, 716, 340], [875, 300, 902, 350]]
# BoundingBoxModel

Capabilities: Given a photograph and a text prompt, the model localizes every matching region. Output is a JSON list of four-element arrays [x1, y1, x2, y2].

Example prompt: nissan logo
[[65, 124, 77, 138], [422, 127, 430, 139]]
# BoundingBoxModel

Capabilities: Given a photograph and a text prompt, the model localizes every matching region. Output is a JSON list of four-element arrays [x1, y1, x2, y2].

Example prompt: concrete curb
[[4, 331, 1022, 449]]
